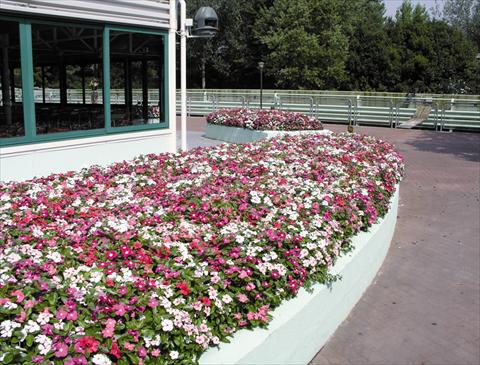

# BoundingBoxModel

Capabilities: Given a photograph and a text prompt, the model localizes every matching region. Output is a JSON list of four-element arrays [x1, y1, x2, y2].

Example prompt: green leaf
[[25, 335, 34, 347]]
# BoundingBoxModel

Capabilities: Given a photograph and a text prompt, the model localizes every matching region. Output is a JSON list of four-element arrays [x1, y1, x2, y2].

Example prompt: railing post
[[346, 98, 352, 126], [395, 104, 400, 127], [432, 102, 438, 131], [388, 99, 393, 128]]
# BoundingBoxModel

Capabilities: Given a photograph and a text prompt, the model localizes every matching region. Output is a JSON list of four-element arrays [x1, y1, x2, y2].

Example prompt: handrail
[[176, 90, 479, 131]]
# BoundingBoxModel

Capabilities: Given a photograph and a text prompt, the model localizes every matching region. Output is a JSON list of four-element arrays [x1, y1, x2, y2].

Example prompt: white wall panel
[[0, 131, 176, 182], [0, 0, 171, 29]]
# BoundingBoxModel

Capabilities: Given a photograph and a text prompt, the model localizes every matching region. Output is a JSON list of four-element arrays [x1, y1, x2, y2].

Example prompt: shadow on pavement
[[402, 130, 480, 162]]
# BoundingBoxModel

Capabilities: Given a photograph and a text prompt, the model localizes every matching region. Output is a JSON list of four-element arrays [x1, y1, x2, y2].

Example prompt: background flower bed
[[0, 133, 403, 365], [206, 108, 323, 131]]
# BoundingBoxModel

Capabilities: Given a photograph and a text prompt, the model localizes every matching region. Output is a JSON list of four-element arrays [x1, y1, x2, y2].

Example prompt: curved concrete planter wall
[[199, 186, 399, 365], [204, 124, 331, 143]]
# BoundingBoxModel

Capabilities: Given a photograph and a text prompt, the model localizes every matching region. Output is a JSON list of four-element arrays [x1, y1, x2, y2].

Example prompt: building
[[0, 0, 176, 181]]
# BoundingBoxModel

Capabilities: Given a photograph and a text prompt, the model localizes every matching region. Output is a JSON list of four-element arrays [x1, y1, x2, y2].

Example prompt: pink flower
[[102, 327, 114, 338], [147, 297, 159, 308], [66, 310, 78, 321], [138, 346, 147, 358], [56, 308, 68, 320], [237, 294, 249, 303], [106, 250, 118, 260], [151, 349, 161, 357], [110, 341, 121, 359], [11, 290, 25, 303], [124, 342, 135, 351], [54, 342, 69, 358], [16, 310, 26, 323], [74, 336, 99, 354], [105, 318, 116, 328]]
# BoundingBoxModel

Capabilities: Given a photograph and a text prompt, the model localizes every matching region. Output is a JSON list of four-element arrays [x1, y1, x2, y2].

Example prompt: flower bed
[[206, 108, 323, 131], [0, 133, 404, 365]]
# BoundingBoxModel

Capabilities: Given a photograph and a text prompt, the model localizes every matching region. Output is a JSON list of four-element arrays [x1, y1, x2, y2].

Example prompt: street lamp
[[177, 1, 218, 151], [258, 61, 265, 109]]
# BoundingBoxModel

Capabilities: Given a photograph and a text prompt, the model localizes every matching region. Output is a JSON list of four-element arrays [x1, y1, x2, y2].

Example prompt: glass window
[[32, 23, 104, 135], [0, 20, 24, 139], [110, 30, 165, 127], [66, 65, 83, 104]]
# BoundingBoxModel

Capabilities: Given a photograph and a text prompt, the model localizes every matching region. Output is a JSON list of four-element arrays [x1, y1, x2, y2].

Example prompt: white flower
[[250, 195, 261, 204], [92, 354, 112, 365], [6, 253, 21, 264], [161, 319, 174, 332], [46, 251, 63, 263], [170, 351, 179, 360], [221, 294, 233, 304], [3, 302, 18, 310], [37, 312, 53, 325], [20, 320, 40, 340], [0, 320, 21, 338], [35, 334, 52, 355], [89, 270, 104, 283]]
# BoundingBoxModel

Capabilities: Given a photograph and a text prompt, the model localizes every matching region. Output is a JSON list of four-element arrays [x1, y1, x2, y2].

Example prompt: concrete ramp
[[397, 104, 432, 129]]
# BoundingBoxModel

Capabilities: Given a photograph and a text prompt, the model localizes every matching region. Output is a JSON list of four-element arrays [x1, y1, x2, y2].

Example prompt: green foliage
[[442, 0, 479, 43], [343, 0, 390, 91], [254, 0, 349, 90], [183, 0, 479, 93]]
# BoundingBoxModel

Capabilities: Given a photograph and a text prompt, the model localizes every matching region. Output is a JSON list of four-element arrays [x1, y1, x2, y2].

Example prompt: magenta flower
[[66, 310, 78, 321], [54, 342, 69, 358], [56, 308, 68, 320]]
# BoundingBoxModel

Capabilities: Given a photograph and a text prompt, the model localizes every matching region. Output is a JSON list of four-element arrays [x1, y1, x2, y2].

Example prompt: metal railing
[[5, 88, 477, 132], [175, 90, 479, 132]]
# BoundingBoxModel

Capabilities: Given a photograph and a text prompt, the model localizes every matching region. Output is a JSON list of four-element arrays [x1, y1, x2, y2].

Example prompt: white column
[[178, 0, 188, 151], [169, 0, 177, 142]]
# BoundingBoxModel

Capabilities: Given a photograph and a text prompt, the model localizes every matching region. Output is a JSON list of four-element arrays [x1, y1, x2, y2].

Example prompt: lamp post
[[177, 2, 218, 151], [258, 61, 264, 109]]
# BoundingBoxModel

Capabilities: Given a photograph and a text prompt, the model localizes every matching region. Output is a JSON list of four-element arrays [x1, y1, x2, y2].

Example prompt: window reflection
[[32, 24, 104, 135], [110, 31, 165, 127], [0, 20, 24, 138]]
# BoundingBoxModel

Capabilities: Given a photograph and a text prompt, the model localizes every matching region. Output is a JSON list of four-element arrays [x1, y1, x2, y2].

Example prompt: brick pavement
[[179, 117, 480, 365]]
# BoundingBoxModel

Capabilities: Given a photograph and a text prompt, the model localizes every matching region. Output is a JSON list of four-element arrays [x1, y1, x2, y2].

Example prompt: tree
[[441, 0, 480, 47], [344, 0, 390, 91], [253, 0, 350, 90], [429, 20, 479, 93], [186, 0, 273, 89], [385, 1, 435, 92]]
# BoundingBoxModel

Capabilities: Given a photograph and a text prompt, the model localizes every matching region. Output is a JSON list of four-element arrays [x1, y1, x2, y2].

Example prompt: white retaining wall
[[204, 124, 331, 143], [0, 131, 176, 182], [200, 186, 399, 365]]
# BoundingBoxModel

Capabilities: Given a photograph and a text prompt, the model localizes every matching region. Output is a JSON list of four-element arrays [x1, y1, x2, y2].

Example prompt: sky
[[383, 0, 443, 17]]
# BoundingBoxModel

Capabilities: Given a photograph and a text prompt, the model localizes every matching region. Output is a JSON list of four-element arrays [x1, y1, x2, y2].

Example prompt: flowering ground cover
[[206, 108, 323, 131], [0, 133, 404, 365]]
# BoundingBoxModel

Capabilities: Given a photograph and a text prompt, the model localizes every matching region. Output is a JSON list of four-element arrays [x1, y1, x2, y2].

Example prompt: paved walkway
[[178, 118, 480, 365]]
